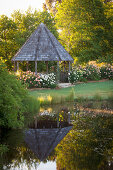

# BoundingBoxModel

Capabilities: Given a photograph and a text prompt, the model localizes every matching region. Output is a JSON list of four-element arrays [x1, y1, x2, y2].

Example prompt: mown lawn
[[29, 80, 113, 99]]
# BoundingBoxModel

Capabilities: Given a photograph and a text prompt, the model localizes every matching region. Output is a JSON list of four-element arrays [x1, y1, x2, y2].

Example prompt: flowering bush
[[68, 69, 80, 84], [19, 71, 57, 88], [40, 73, 56, 88], [100, 66, 113, 80], [76, 69, 86, 82], [68, 65, 101, 83], [82, 65, 101, 81], [68, 64, 113, 83]]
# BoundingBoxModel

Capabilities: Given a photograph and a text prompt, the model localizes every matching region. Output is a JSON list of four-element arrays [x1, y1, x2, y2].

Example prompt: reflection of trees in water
[[55, 113, 113, 170], [0, 130, 41, 170], [0, 128, 58, 169], [40, 100, 113, 117], [3, 146, 56, 170], [1, 102, 113, 170]]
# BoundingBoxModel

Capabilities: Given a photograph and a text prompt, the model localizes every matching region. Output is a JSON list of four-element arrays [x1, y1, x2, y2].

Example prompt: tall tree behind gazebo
[[12, 23, 73, 82]]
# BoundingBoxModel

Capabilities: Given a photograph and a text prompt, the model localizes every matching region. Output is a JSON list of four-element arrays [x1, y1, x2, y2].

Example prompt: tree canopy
[[43, 0, 62, 14], [55, 0, 113, 64], [0, 1, 113, 69]]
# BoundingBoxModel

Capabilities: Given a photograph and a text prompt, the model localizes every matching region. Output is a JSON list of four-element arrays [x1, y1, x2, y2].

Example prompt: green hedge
[[0, 62, 40, 129]]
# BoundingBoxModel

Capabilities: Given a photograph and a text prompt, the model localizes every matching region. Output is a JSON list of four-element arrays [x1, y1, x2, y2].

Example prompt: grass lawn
[[29, 80, 113, 99]]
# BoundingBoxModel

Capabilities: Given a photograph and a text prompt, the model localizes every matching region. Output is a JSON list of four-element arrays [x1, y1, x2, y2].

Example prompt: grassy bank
[[29, 81, 113, 104]]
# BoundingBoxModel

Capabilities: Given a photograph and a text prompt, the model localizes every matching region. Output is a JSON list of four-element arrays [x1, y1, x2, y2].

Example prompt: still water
[[1, 101, 113, 170]]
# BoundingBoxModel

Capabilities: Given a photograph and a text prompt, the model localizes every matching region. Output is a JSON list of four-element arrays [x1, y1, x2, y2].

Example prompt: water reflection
[[24, 127, 72, 161], [56, 112, 113, 170], [1, 101, 113, 170], [0, 129, 56, 170]]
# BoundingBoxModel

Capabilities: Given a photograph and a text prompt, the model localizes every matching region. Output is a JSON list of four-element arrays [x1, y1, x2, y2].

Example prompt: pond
[[1, 101, 113, 170]]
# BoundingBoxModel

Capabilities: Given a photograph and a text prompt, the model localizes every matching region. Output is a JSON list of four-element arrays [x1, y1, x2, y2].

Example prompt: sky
[[0, 0, 45, 17]]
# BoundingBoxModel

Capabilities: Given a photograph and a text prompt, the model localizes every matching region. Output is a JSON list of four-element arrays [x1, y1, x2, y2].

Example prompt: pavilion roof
[[24, 126, 72, 161], [12, 23, 73, 62]]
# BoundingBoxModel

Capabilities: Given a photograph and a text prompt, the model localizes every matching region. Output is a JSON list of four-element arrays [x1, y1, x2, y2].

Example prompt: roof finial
[[40, 23, 44, 26]]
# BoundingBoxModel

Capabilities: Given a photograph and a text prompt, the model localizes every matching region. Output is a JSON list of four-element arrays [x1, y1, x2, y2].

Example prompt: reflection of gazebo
[[24, 127, 72, 161], [12, 23, 73, 81]]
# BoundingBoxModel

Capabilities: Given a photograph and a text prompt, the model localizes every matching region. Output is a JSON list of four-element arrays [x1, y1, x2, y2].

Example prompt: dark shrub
[[0, 62, 40, 129]]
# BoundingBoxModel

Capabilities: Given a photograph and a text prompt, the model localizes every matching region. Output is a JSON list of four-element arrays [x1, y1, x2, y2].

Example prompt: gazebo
[[12, 23, 73, 81]]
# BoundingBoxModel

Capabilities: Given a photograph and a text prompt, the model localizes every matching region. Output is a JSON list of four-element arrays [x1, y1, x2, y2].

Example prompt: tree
[[55, 0, 113, 64], [43, 0, 62, 14], [102, 0, 113, 27], [11, 8, 58, 41], [0, 15, 20, 69]]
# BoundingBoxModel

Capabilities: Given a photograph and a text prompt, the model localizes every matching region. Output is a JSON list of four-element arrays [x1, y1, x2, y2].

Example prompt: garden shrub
[[19, 71, 57, 88], [41, 73, 56, 88], [0, 62, 40, 129], [100, 66, 113, 80], [68, 64, 112, 83], [83, 65, 101, 81], [68, 69, 80, 84], [0, 144, 9, 156], [76, 69, 87, 82]]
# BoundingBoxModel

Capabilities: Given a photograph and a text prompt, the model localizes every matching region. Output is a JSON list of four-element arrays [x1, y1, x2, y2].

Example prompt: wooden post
[[26, 61, 29, 71], [17, 62, 19, 71], [46, 61, 48, 73], [57, 61, 60, 83], [64, 61, 66, 72], [69, 61, 71, 73], [35, 61, 37, 75], [68, 61, 70, 83], [14, 61, 16, 72]]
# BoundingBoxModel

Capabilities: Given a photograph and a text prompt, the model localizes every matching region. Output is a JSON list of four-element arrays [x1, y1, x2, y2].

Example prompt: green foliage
[[0, 62, 40, 129], [23, 96, 40, 127], [83, 64, 101, 81], [43, 0, 62, 14], [65, 88, 75, 102], [37, 89, 74, 106], [93, 93, 102, 101], [100, 65, 113, 79], [55, 0, 113, 64], [0, 144, 9, 156], [56, 113, 113, 170], [0, 15, 19, 70], [50, 90, 74, 104]]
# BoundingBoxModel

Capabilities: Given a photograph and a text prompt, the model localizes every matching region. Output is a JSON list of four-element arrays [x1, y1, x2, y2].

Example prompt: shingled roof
[[24, 127, 72, 161], [12, 23, 73, 62]]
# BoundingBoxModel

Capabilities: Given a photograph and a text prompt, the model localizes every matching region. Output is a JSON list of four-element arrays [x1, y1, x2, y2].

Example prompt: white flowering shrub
[[19, 71, 57, 88], [40, 73, 56, 88], [68, 69, 80, 84], [68, 64, 104, 83]]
